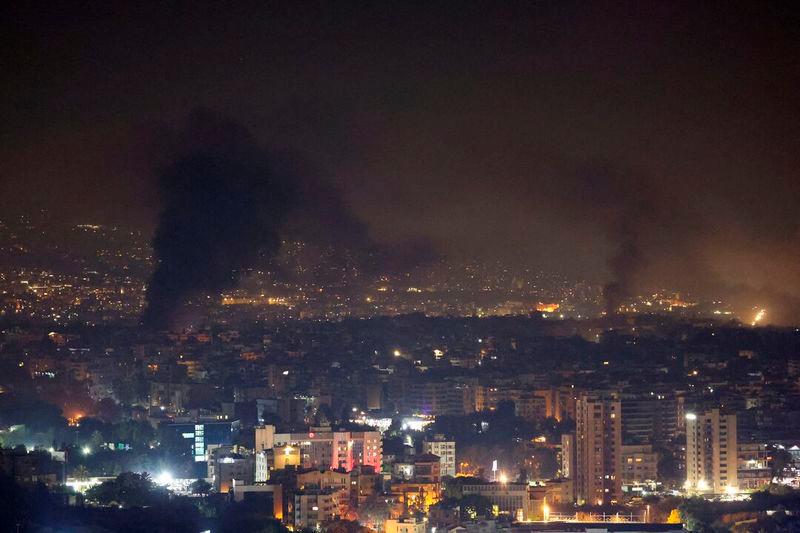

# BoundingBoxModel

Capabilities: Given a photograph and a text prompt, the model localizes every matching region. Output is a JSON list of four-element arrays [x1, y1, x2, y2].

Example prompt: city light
[[4, 6, 799, 533], [155, 471, 174, 486]]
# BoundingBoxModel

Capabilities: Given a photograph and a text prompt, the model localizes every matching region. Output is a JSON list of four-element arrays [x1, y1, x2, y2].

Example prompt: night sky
[[2, 2, 800, 321]]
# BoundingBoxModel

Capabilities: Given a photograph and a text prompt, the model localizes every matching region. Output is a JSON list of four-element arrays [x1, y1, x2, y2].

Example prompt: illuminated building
[[413, 453, 442, 483], [538, 478, 574, 504], [423, 435, 456, 477], [390, 482, 441, 513], [561, 433, 575, 481], [685, 409, 737, 494], [534, 386, 577, 422], [164, 420, 239, 464], [297, 468, 350, 492], [255, 424, 276, 451], [298, 468, 351, 516], [273, 429, 382, 471], [366, 382, 383, 410], [273, 444, 301, 470], [461, 482, 537, 521], [736, 442, 771, 491], [349, 464, 381, 507], [575, 391, 622, 505], [207, 446, 254, 493], [293, 488, 344, 530], [620, 444, 658, 485], [255, 451, 270, 482]]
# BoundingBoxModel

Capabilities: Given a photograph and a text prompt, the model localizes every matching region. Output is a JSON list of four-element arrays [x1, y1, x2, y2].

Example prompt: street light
[[81, 446, 91, 456]]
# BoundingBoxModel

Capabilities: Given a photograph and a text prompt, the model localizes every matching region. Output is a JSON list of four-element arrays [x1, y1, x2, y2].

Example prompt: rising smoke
[[572, 163, 657, 315], [141, 111, 296, 328], [569, 161, 800, 324], [141, 109, 434, 329]]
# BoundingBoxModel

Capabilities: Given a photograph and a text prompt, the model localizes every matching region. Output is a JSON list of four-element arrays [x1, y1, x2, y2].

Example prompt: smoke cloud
[[560, 161, 800, 324], [141, 110, 296, 328], [142, 109, 435, 329], [569, 163, 659, 315]]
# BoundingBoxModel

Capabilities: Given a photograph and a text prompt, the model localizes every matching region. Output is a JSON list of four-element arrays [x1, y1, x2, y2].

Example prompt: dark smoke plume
[[142, 109, 435, 329], [142, 111, 296, 328], [574, 163, 657, 315], [603, 234, 645, 315]]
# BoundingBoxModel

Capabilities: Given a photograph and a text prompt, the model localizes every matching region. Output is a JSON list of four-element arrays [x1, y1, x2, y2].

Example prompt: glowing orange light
[[535, 302, 560, 313], [751, 308, 766, 326]]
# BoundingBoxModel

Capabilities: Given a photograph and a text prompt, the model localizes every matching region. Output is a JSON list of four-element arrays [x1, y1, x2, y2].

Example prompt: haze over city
[[2, 2, 800, 533], [3, 1, 800, 325]]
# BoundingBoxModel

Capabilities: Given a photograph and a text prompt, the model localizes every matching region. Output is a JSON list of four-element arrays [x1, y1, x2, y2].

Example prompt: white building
[[423, 435, 456, 477], [686, 409, 737, 494]]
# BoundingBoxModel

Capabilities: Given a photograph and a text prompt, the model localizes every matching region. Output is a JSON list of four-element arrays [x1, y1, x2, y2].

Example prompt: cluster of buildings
[[3, 304, 800, 530]]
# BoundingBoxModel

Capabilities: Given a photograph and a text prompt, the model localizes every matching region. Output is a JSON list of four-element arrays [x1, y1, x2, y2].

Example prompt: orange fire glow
[[535, 302, 560, 313]]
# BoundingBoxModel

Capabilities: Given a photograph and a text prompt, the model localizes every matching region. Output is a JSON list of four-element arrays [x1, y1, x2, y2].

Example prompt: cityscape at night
[[2, 2, 800, 533]]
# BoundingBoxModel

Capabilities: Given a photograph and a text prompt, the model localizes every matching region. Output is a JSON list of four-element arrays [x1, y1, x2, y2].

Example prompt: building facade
[[461, 482, 538, 521], [574, 391, 622, 505], [423, 436, 456, 477], [273, 429, 382, 471], [685, 409, 737, 493]]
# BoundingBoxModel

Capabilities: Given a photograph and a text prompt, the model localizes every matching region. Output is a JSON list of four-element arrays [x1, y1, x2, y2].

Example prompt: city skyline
[[3, 2, 800, 532]]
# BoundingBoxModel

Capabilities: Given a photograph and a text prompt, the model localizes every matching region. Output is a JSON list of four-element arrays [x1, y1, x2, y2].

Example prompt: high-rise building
[[423, 435, 456, 477], [621, 391, 679, 447], [561, 433, 575, 480], [574, 391, 622, 505], [685, 409, 737, 494]]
